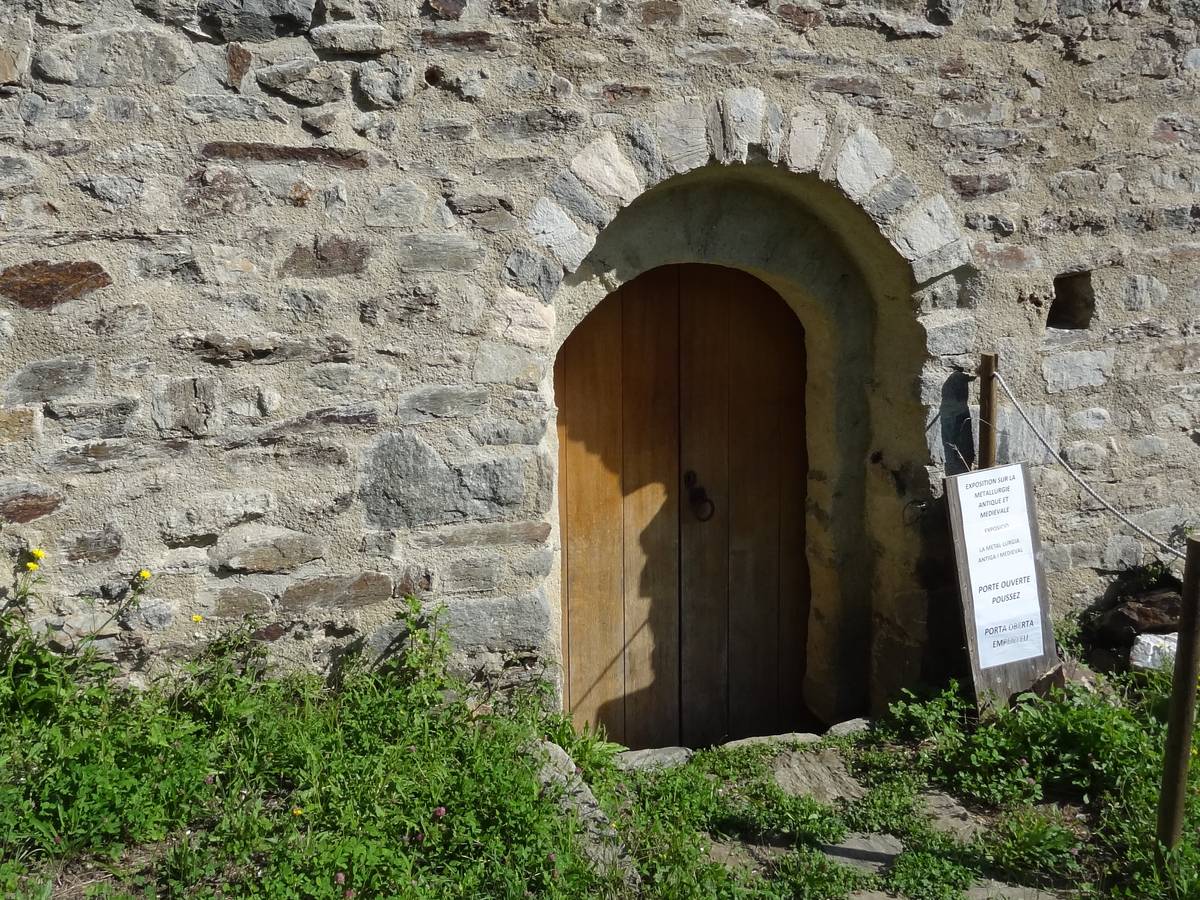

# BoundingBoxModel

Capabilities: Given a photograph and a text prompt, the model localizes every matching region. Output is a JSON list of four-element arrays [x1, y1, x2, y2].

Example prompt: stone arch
[[522, 89, 980, 724]]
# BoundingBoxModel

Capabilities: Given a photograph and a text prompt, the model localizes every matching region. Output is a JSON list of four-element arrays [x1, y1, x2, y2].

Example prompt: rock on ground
[[534, 741, 640, 887], [771, 747, 866, 804]]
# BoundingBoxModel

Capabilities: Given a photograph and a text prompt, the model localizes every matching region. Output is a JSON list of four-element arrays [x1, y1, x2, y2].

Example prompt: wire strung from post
[[992, 370, 1187, 563]]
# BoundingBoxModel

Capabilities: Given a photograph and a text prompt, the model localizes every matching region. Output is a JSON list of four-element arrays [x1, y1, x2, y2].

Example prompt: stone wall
[[0, 0, 1197, 717]]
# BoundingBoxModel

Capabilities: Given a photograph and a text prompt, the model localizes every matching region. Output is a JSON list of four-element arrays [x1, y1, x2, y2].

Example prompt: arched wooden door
[[555, 264, 809, 749]]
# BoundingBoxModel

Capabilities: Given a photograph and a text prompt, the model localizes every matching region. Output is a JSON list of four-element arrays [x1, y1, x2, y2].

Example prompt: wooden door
[[555, 264, 808, 749]]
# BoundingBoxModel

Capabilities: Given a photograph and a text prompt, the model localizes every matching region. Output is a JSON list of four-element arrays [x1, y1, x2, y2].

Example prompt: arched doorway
[[554, 263, 810, 749]]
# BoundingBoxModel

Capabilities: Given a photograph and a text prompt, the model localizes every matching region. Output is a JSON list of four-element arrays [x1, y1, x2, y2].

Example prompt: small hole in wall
[[424, 66, 445, 87], [1047, 272, 1096, 330]]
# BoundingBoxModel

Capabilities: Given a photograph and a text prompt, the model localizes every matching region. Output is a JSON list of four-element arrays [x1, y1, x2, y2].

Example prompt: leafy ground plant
[[3, 548, 1199, 899]]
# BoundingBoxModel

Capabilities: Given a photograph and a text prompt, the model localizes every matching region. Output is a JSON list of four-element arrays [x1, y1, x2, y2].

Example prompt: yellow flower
[[138, 569, 152, 581], [24, 561, 39, 572], [192, 614, 204, 623], [291, 806, 304, 816], [30, 548, 45, 560]]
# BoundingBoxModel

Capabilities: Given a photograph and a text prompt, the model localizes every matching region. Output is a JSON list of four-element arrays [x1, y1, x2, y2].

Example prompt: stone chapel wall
[[0, 0, 1197, 708]]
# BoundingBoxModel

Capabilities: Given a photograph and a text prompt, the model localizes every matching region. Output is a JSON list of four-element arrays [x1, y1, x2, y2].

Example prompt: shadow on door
[[555, 263, 816, 750]]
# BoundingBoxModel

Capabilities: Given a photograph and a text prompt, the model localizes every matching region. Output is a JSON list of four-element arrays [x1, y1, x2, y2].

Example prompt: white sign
[[951, 464, 1044, 669]]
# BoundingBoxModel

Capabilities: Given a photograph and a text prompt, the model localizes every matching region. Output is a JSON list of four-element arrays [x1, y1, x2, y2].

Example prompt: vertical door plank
[[560, 296, 626, 744], [621, 267, 681, 749], [554, 357, 571, 713], [727, 273, 784, 740], [679, 264, 732, 747], [775, 299, 810, 731]]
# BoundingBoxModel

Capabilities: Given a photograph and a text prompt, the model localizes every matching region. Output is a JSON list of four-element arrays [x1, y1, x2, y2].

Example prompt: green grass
[[3, 591, 1199, 899], [0, 600, 609, 898]]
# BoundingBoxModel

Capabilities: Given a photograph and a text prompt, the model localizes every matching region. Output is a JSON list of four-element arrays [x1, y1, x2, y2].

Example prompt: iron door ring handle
[[684, 470, 715, 522]]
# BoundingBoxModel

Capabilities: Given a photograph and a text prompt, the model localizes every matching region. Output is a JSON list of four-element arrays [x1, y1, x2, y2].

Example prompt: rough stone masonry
[[0, 0, 1197, 718]]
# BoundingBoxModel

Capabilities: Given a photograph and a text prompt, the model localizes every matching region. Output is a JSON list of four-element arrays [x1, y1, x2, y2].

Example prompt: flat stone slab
[[772, 747, 866, 804], [722, 732, 821, 750], [968, 880, 1070, 899], [708, 835, 790, 876], [614, 746, 693, 771], [817, 832, 903, 874], [921, 790, 986, 842]]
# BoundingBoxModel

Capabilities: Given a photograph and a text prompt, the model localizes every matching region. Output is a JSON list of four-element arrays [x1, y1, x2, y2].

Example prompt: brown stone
[[226, 43, 252, 90], [972, 242, 1041, 271], [280, 236, 371, 278], [214, 587, 272, 617], [427, 0, 467, 18], [495, 0, 540, 18], [1094, 588, 1183, 645], [64, 523, 123, 563], [602, 84, 653, 105], [0, 480, 64, 523], [0, 408, 38, 444], [812, 76, 884, 97], [0, 260, 112, 310], [200, 141, 370, 170], [420, 30, 499, 51], [251, 621, 290, 642], [776, 3, 824, 30], [172, 331, 354, 366], [396, 564, 434, 596], [951, 172, 1014, 199], [641, 0, 682, 24], [280, 572, 393, 611]]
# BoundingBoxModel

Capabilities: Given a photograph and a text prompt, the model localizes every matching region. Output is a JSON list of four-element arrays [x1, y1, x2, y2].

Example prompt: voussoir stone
[[569, 132, 643, 204], [890, 195, 960, 261], [652, 98, 711, 174], [209, 523, 327, 573], [836, 126, 895, 201], [785, 109, 827, 176], [526, 197, 592, 270], [718, 86, 766, 163]]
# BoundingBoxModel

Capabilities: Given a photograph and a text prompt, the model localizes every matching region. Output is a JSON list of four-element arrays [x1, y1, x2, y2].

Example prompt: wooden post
[[1156, 536, 1200, 855], [978, 353, 998, 470]]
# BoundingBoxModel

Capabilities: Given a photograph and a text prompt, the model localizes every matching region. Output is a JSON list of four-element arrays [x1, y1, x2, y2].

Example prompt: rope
[[991, 371, 1187, 562]]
